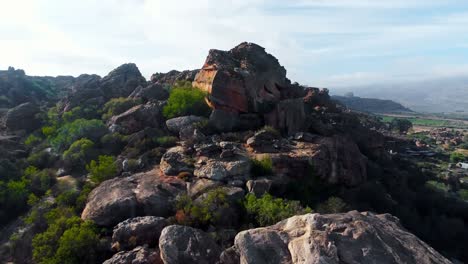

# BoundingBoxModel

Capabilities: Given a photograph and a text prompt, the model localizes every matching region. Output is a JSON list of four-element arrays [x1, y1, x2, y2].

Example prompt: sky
[[1, 0, 468, 88]]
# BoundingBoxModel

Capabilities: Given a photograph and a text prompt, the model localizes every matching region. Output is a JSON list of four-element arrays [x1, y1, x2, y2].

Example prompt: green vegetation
[[32, 207, 100, 264], [243, 193, 311, 226], [86, 155, 117, 184], [62, 139, 96, 169], [250, 155, 273, 176], [261, 125, 280, 137], [381, 115, 468, 129], [425, 180, 449, 193], [389, 118, 413, 134], [62, 106, 100, 122], [25, 134, 43, 146], [316, 196, 347, 213], [154, 136, 178, 148], [101, 97, 141, 120], [163, 81, 211, 119], [49, 119, 107, 151], [450, 152, 467, 163], [175, 188, 231, 227]]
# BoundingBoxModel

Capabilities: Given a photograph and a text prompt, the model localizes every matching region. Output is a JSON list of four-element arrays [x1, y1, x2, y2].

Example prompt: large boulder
[[165, 115, 207, 135], [111, 216, 168, 251], [100, 63, 146, 99], [194, 156, 251, 181], [103, 246, 162, 264], [81, 168, 185, 226], [193, 42, 291, 114], [4, 102, 42, 132], [224, 211, 451, 264], [159, 225, 221, 264], [108, 102, 165, 135]]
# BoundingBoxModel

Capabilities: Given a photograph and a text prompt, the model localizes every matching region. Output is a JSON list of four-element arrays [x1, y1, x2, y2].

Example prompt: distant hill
[[332, 95, 413, 114], [331, 76, 468, 113]]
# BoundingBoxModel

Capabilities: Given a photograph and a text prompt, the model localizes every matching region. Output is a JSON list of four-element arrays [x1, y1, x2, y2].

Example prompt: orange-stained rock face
[[192, 42, 291, 114]]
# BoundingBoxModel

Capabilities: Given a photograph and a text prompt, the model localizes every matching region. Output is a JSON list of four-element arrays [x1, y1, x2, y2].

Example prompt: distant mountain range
[[330, 76, 468, 113], [332, 95, 412, 114]]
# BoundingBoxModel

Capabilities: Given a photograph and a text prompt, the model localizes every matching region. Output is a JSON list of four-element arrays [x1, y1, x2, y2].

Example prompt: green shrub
[[32, 207, 100, 264], [100, 133, 126, 154], [243, 193, 311, 226], [50, 119, 107, 150], [25, 134, 43, 146], [163, 82, 211, 119], [154, 136, 178, 148], [450, 152, 467, 163], [250, 155, 273, 176], [86, 155, 117, 184], [102, 97, 141, 120], [23, 167, 56, 196], [458, 189, 468, 201], [27, 149, 55, 169], [62, 106, 100, 122], [175, 188, 231, 227], [62, 138, 95, 169], [426, 180, 449, 193], [261, 125, 280, 137], [316, 196, 347, 214]]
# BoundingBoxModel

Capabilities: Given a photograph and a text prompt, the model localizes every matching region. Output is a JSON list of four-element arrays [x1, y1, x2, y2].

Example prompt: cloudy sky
[[1, 0, 468, 88]]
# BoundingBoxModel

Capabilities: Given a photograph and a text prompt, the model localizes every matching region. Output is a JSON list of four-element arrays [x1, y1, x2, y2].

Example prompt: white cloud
[[0, 0, 467, 88]]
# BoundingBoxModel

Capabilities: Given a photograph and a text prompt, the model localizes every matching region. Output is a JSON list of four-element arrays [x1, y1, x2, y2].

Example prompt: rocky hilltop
[[1, 42, 466, 264]]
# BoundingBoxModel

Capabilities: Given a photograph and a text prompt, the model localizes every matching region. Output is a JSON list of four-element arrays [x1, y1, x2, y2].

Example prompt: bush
[[62, 138, 96, 170], [49, 119, 107, 151], [154, 136, 178, 148], [102, 97, 141, 120], [25, 134, 43, 146], [27, 149, 55, 169], [450, 152, 467, 163], [316, 196, 347, 213], [100, 133, 126, 154], [163, 82, 211, 119], [32, 207, 100, 264], [175, 188, 232, 228], [389, 118, 413, 134], [62, 106, 100, 122], [243, 193, 311, 226], [86, 155, 117, 184], [250, 155, 273, 176], [23, 167, 56, 196]]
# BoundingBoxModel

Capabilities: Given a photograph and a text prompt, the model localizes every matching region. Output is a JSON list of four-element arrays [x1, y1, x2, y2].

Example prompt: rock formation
[[222, 211, 451, 264], [81, 168, 185, 226]]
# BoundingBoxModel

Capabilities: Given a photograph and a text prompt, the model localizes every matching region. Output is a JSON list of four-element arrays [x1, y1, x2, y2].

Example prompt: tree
[[86, 155, 117, 184], [163, 81, 211, 119], [50, 119, 107, 151], [390, 118, 413, 134]]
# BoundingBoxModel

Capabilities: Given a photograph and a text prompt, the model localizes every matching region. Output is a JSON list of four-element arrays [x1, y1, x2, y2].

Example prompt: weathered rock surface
[[159, 225, 221, 264], [160, 146, 194, 176], [193, 42, 291, 114], [225, 211, 451, 264], [267, 135, 368, 187], [100, 63, 146, 99], [4, 102, 42, 131], [246, 178, 272, 196], [103, 246, 163, 264], [165, 115, 207, 135], [112, 216, 168, 251], [194, 157, 251, 181], [151, 69, 199, 88], [129, 83, 169, 102], [108, 102, 165, 135], [81, 168, 185, 226]]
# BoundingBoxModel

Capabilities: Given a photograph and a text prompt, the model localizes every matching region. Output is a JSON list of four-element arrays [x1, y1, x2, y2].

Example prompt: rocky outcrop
[[111, 216, 168, 251], [151, 70, 199, 88], [81, 168, 185, 226], [267, 135, 368, 187], [4, 102, 42, 132], [165, 115, 207, 135], [103, 246, 162, 264], [159, 225, 221, 264], [129, 83, 169, 102], [60, 74, 103, 112], [100, 63, 146, 99], [160, 146, 194, 176], [223, 211, 451, 264], [108, 102, 165, 135]]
